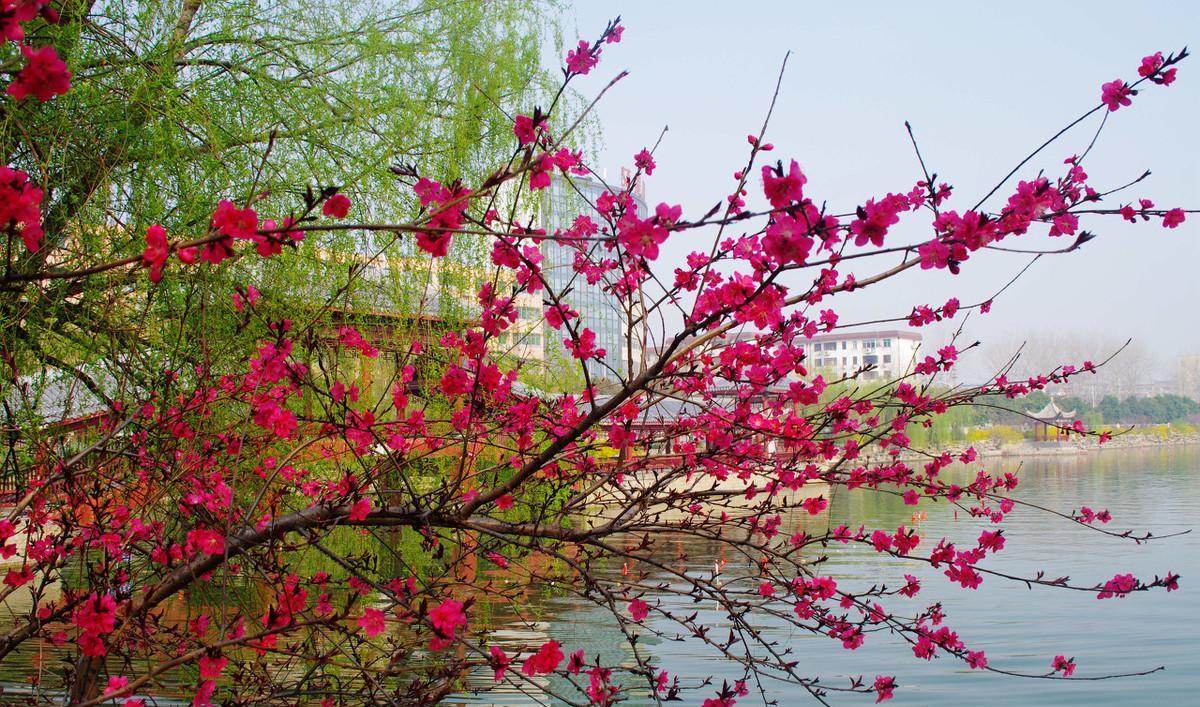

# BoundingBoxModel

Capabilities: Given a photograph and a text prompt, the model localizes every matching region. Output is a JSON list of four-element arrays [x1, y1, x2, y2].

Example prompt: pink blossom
[[634, 148, 656, 175], [850, 194, 906, 247], [440, 366, 473, 397], [565, 40, 599, 75], [490, 646, 510, 681], [337, 326, 379, 358], [628, 597, 648, 621], [617, 203, 680, 261], [801, 495, 827, 515], [1162, 208, 1185, 228], [322, 193, 351, 219], [187, 529, 225, 555], [1100, 79, 1133, 111], [870, 530, 892, 553], [1138, 52, 1177, 85], [978, 529, 1005, 553], [142, 224, 169, 283], [104, 676, 128, 695], [761, 213, 816, 266], [1097, 573, 1137, 599], [211, 199, 258, 240], [348, 497, 372, 522], [761, 159, 806, 208], [0, 1, 49, 45], [198, 655, 227, 679], [1052, 654, 1076, 677], [513, 114, 542, 145], [522, 640, 564, 676], [873, 675, 896, 703], [72, 594, 118, 656], [7, 44, 70, 101], [0, 166, 44, 252], [194, 680, 216, 707], [428, 598, 468, 649], [564, 328, 606, 360], [544, 304, 576, 329], [358, 607, 386, 637], [1139, 52, 1165, 78], [529, 152, 555, 190]]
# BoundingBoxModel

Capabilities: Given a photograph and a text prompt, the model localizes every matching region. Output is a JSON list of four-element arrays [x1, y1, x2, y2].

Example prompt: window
[[883, 355, 892, 364], [841, 341, 847, 350], [883, 338, 892, 347], [864, 355, 878, 365]]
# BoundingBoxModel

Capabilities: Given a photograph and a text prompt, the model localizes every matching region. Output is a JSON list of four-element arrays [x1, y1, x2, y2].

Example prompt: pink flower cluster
[[7, 44, 70, 101], [413, 177, 471, 257], [0, 166, 44, 252]]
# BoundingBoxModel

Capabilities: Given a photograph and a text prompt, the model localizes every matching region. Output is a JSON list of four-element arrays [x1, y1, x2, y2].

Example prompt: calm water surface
[[454, 445, 1200, 706], [0, 446, 1194, 705]]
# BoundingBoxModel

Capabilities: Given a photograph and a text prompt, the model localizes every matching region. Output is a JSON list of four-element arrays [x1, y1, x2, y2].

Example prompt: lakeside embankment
[[938, 430, 1200, 459]]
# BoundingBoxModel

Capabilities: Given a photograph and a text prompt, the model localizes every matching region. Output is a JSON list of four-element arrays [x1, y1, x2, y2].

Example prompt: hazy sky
[[562, 1, 1198, 380]]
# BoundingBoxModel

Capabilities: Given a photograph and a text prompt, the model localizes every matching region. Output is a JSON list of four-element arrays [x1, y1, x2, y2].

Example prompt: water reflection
[[450, 445, 1200, 706], [1, 446, 1195, 706]]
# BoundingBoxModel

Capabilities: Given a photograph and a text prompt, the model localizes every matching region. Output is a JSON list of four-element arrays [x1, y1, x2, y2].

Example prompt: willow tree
[[0, 0, 566, 450]]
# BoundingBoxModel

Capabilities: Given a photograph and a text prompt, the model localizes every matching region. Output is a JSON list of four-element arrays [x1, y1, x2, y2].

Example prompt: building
[[539, 172, 647, 382], [805, 329, 922, 381], [1027, 399, 1076, 442], [323, 171, 647, 385]]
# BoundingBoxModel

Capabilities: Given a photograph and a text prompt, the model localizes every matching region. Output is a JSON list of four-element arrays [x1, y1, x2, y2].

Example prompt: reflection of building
[[540, 174, 647, 382], [805, 329, 922, 381]]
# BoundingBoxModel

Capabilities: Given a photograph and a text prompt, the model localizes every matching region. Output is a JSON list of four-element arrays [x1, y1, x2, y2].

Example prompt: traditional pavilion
[[1027, 399, 1076, 442]]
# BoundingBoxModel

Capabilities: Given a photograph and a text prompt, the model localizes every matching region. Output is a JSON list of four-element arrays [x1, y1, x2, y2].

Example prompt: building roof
[[1027, 399, 1076, 420], [804, 329, 922, 342]]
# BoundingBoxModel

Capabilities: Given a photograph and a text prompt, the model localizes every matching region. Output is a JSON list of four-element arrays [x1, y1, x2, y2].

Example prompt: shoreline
[[943, 433, 1199, 459]]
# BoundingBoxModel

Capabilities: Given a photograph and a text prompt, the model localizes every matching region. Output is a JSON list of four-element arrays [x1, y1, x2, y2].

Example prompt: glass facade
[[541, 176, 646, 382]]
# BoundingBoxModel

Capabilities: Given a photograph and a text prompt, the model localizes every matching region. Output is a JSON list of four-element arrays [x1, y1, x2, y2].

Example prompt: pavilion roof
[[1027, 399, 1076, 420]]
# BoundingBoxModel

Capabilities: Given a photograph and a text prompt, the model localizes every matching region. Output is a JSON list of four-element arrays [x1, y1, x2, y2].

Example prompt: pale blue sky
[[562, 1, 1198, 379]]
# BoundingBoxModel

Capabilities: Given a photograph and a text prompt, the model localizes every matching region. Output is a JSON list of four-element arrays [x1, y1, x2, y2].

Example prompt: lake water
[[452, 444, 1200, 706], [0, 445, 1194, 705]]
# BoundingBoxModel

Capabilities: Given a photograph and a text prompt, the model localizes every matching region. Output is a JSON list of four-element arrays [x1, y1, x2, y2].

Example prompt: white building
[[806, 329, 922, 382]]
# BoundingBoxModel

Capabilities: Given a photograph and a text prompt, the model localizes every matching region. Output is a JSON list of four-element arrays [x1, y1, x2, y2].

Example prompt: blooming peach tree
[[0, 10, 1192, 707]]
